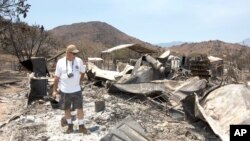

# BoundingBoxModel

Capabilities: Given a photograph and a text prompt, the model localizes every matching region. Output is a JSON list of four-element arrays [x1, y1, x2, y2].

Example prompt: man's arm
[[52, 76, 59, 98], [80, 58, 86, 84], [80, 72, 85, 84]]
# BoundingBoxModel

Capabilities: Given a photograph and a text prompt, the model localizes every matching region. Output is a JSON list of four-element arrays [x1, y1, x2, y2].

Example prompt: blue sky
[[23, 0, 250, 44]]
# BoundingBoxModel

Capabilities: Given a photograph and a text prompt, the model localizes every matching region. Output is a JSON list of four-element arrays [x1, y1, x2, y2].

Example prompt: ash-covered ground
[[0, 72, 219, 141]]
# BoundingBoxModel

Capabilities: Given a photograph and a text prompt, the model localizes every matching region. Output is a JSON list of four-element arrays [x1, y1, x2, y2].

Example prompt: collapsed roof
[[101, 44, 158, 54], [88, 57, 103, 62]]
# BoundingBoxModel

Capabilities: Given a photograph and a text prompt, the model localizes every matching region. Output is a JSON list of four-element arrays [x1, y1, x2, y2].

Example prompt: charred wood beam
[[0, 80, 21, 85], [146, 97, 166, 109], [142, 93, 169, 104], [47, 50, 65, 62], [0, 109, 28, 129]]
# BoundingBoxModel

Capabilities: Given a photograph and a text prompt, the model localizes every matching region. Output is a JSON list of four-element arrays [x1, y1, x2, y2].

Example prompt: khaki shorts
[[59, 90, 83, 110]]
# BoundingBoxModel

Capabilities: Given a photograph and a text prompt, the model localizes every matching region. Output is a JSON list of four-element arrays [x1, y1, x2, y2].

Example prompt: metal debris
[[101, 115, 151, 141], [183, 84, 250, 141]]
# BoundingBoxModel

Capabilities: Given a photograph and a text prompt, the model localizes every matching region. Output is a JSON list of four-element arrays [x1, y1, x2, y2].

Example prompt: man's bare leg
[[77, 108, 88, 134]]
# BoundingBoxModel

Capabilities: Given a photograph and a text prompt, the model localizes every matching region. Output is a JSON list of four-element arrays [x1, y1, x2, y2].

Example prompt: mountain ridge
[[49, 21, 161, 57]]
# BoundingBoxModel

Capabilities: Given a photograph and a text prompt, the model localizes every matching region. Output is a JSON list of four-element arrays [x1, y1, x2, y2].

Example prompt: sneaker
[[79, 125, 88, 134], [66, 124, 73, 134]]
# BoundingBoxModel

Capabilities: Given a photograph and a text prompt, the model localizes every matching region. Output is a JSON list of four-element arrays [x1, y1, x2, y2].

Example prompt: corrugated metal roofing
[[208, 56, 223, 62], [101, 44, 157, 54], [88, 57, 103, 61]]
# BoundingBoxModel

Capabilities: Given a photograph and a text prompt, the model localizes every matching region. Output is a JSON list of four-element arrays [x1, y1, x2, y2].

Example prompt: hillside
[[168, 40, 249, 56], [49, 21, 161, 57], [168, 40, 250, 70]]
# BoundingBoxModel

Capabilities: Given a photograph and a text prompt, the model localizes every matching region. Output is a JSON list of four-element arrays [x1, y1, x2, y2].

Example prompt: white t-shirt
[[55, 56, 86, 93]]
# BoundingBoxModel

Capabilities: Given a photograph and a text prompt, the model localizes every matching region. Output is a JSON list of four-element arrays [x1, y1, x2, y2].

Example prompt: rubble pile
[[1, 48, 249, 141]]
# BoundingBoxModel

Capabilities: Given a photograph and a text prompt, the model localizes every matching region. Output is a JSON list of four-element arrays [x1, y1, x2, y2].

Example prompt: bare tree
[[0, 0, 31, 60], [0, 0, 30, 19], [1, 22, 55, 62], [0, 0, 30, 38]]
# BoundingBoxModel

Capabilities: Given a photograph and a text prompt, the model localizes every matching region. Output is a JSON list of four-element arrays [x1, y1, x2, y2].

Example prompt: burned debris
[[0, 43, 249, 141], [85, 44, 249, 141], [20, 57, 50, 104], [189, 54, 211, 79]]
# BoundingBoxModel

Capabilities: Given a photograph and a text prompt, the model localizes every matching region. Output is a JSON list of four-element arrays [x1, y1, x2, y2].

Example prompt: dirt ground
[[0, 71, 28, 122]]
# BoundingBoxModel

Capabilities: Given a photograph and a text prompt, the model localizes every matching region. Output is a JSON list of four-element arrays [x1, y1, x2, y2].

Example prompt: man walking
[[52, 44, 88, 134]]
